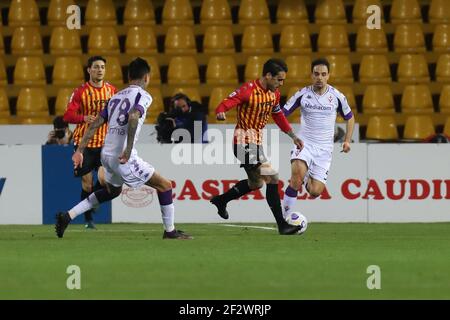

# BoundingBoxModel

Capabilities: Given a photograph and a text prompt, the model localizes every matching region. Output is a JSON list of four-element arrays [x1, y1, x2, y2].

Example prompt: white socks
[[161, 204, 175, 232], [68, 193, 99, 220]]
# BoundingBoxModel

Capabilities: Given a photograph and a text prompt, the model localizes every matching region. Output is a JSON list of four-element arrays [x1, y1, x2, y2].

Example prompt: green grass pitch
[[1, 223, 449, 299]]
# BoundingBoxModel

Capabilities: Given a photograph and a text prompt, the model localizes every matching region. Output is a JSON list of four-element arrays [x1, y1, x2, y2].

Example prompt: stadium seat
[[0, 35, 4, 55], [203, 26, 235, 54], [239, 0, 270, 25], [123, 0, 155, 26], [125, 26, 157, 55], [317, 25, 350, 53], [172, 87, 201, 103], [9, 0, 40, 26], [85, 0, 117, 26], [139, 56, 161, 85], [352, 0, 384, 24], [429, 0, 450, 24], [206, 56, 238, 85], [397, 54, 430, 83], [356, 26, 388, 53], [403, 116, 435, 140], [50, 27, 82, 56], [16, 88, 49, 116], [164, 26, 196, 54], [285, 55, 312, 85], [0, 59, 7, 86], [241, 25, 274, 54], [0, 89, 10, 117], [432, 24, 450, 52], [52, 57, 84, 86], [147, 87, 164, 112], [48, 0, 76, 26], [362, 85, 395, 114], [366, 116, 399, 140], [401, 85, 434, 114], [88, 26, 120, 55], [315, 0, 346, 24], [167, 56, 199, 85], [326, 55, 354, 84], [162, 0, 194, 25], [276, 0, 308, 24], [359, 55, 392, 84], [200, 0, 232, 25], [55, 88, 73, 115], [436, 54, 450, 82], [390, 0, 422, 24], [11, 26, 43, 55], [444, 117, 450, 137], [14, 57, 46, 85], [394, 24, 426, 53], [99, 56, 122, 86], [439, 85, 450, 113], [244, 55, 271, 81], [279, 25, 311, 54]]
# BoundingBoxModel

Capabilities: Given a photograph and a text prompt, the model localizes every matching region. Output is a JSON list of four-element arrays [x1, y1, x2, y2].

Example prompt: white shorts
[[101, 154, 155, 188], [290, 143, 332, 184]]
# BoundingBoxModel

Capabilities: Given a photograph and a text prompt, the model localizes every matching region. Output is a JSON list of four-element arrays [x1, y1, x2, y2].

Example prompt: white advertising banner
[[0, 145, 42, 224]]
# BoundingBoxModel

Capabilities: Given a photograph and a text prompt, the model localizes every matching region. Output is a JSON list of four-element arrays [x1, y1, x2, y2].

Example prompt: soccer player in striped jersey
[[281, 58, 355, 218], [63, 56, 117, 229], [210, 58, 304, 235]]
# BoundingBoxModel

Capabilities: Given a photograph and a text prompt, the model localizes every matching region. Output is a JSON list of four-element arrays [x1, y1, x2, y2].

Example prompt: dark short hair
[[262, 58, 288, 77], [311, 58, 330, 73], [87, 56, 106, 68], [53, 116, 68, 129], [128, 57, 151, 81], [171, 92, 190, 104]]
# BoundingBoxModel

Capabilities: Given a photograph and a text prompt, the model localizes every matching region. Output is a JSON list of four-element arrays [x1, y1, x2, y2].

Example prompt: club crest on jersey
[[307, 95, 312, 99], [328, 95, 333, 103]]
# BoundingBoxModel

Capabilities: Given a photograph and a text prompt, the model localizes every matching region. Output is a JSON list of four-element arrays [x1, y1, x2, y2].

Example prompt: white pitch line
[[219, 224, 277, 231]]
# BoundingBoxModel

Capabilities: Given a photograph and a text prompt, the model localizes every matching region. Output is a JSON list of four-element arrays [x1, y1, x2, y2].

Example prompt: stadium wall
[[0, 144, 448, 224]]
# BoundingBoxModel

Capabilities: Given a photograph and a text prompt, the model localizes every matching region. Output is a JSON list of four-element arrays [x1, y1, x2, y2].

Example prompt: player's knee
[[248, 180, 264, 190], [82, 184, 93, 193], [290, 179, 302, 191]]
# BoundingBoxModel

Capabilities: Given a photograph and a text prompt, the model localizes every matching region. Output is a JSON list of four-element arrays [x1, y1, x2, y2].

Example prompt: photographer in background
[[46, 116, 73, 145], [156, 93, 208, 143]]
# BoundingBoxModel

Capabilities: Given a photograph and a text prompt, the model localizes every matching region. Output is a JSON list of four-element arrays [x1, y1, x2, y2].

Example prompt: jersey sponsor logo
[[108, 127, 126, 135], [304, 102, 332, 111], [121, 185, 155, 208], [257, 101, 274, 108], [0, 178, 5, 196]]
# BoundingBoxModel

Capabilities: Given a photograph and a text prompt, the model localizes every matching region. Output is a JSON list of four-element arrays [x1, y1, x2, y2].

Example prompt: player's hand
[[341, 141, 351, 153], [293, 136, 304, 150], [84, 115, 96, 124], [119, 152, 130, 164], [216, 112, 226, 121], [72, 150, 84, 169]]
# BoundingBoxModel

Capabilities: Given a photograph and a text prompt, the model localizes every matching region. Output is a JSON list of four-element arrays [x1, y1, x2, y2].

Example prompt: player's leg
[[282, 159, 308, 218], [80, 172, 95, 227]]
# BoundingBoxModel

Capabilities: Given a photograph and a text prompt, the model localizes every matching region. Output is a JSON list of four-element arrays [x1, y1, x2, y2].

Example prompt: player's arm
[[215, 85, 251, 121], [63, 87, 96, 124], [337, 95, 354, 153], [72, 115, 106, 168], [119, 107, 141, 164]]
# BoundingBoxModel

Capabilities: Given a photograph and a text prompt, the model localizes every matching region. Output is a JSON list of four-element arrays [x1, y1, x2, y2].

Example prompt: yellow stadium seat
[[14, 57, 46, 85], [200, 0, 232, 25], [366, 116, 399, 140], [167, 56, 199, 85], [436, 54, 450, 82], [102, 56, 123, 86], [444, 117, 450, 136], [279, 25, 311, 54], [0, 59, 7, 86], [359, 54, 392, 84], [439, 85, 450, 113], [48, 0, 76, 26], [16, 88, 48, 116], [0, 89, 10, 116], [352, 0, 384, 24], [88, 26, 120, 55], [9, 0, 40, 26], [206, 56, 238, 85], [239, 0, 270, 25], [164, 26, 196, 54], [244, 55, 271, 81], [356, 26, 388, 53], [162, 0, 194, 25], [317, 25, 349, 53], [125, 26, 157, 55], [401, 85, 434, 114], [315, 0, 346, 24], [11, 26, 43, 55], [203, 26, 235, 54], [85, 0, 117, 26], [241, 25, 274, 54], [52, 57, 84, 86], [0, 36, 4, 55], [432, 24, 450, 52], [277, 0, 308, 24], [429, 0, 450, 24], [147, 87, 164, 112], [394, 24, 425, 53], [171, 87, 202, 103], [208, 86, 235, 116], [138, 56, 161, 85], [285, 55, 311, 85], [326, 55, 354, 84], [55, 88, 74, 115], [50, 27, 82, 56], [397, 54, 430, 83], [390, 0, 422, 24], [403, 116, 435, 140], [362, 85, 395, 114], [124, 0, 155, 26]]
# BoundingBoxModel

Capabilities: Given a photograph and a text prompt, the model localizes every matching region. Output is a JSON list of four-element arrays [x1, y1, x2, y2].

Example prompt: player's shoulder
[[104, 81, 117, 91], [292, 85, 311, 98], [328, 85, 346, 99]]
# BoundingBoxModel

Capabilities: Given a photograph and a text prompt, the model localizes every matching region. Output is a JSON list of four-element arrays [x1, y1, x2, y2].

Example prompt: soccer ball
[[285, 212, 308, 235]]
